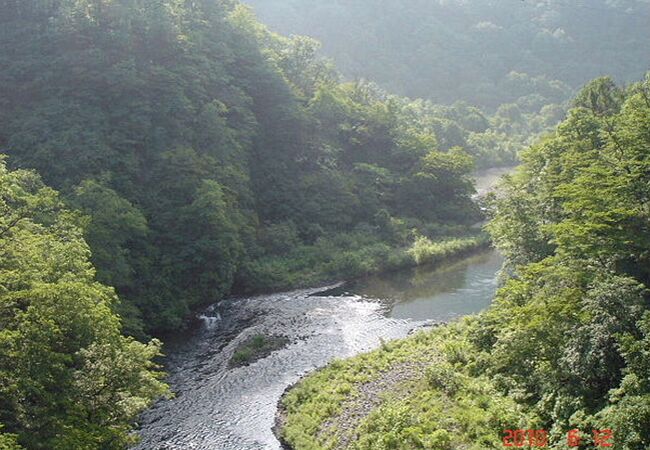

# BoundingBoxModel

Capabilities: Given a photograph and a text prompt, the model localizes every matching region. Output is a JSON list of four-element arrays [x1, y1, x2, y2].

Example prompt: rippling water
[[135, 168, 509, 449], [134, 248, 502, 450]]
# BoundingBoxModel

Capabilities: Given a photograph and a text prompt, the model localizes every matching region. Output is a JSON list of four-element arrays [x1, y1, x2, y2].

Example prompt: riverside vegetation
[[1, 0, 647, 449], [279, 76, 650, 449]]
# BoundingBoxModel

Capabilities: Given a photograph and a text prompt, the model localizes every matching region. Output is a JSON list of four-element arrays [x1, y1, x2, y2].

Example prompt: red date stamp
[[503, 429, 614, 448], [503, 430, 548, 447], [568, 429, 614, 447]]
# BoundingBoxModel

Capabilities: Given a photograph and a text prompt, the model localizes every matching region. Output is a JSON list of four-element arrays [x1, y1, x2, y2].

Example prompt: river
[[134, 168, 511, 450]]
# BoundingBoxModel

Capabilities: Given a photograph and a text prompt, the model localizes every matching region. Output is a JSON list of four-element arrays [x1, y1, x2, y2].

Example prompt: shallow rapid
[[134, 249, 503, 449]]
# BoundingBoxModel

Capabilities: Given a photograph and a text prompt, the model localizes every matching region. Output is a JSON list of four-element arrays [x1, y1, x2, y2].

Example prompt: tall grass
[[237, 231, 488, 294], [408, 235, 488, 265]]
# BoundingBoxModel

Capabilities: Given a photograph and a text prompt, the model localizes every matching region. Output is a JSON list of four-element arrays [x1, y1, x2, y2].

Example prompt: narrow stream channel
[[134, 170, 510, 450]]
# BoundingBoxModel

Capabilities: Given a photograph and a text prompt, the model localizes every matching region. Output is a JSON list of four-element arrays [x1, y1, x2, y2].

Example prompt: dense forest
[[0, 0, 556, 342], [280, 76, 650, 449], [245, 0, 650, 109], [0, 160, 169, 448]]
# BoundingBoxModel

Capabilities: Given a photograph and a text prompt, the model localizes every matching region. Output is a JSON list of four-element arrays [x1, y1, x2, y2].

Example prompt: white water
[[135, 289, 423, 449]]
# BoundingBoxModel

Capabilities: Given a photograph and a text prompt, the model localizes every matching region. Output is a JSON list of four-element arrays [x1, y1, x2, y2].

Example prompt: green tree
[[0, 158, 168, 449], [482, 75, 650, 447]]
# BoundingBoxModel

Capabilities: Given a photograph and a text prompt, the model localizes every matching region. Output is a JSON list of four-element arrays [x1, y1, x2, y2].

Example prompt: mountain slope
[[245, 0, 650, 108]]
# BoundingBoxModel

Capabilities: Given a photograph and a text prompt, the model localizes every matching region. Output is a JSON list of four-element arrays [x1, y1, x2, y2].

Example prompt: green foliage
[[71, 179, 148, 291], [0, 161, 168, 449], [238, 231, 486, 293], [0, 425, 22, 450], [281, 322, 530, 450], [426, 363, 461, 396], [396, 147, 479, 222], [482, 74, 650, 446], [409, 235, 488, 266], [0, 0, 489, 334], [69, 179, 149, 336], [595, 312, 650, 449]]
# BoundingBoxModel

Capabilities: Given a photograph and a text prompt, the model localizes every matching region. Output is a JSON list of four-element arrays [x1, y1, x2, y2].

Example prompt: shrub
[[426, 363, 461, 396]]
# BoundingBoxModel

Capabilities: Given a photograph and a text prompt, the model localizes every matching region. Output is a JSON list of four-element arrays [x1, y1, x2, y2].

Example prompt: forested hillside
[[245, 0, 650, 108], [482, 76, 650, 448], [279, 76, 650, 449], [1, 0, 524, 338]]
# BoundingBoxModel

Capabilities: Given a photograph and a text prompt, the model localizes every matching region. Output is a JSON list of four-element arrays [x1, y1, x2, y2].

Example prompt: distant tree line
[[246, 0, 650, 108]]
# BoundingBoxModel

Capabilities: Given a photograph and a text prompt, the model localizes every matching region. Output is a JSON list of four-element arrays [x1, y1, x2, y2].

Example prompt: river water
[[134, 169, 510, 450]]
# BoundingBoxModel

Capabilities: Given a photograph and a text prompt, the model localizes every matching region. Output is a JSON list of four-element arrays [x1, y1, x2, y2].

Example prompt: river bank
[[169, 232, 490, 340], [134, 246, 503, 449], [274, 316, 527, 450], [231, 165, 514, 300], [233, 231, 490, 296], [182, 235, 492, 364], [133, 168, 511, 449], [272, 326, 445, 450], [273, 328, 442, 450]]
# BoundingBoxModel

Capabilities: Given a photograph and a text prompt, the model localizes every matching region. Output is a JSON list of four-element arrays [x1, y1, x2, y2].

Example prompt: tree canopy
[[482, 74, 650, 447], [0, 159, 168, 449]]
